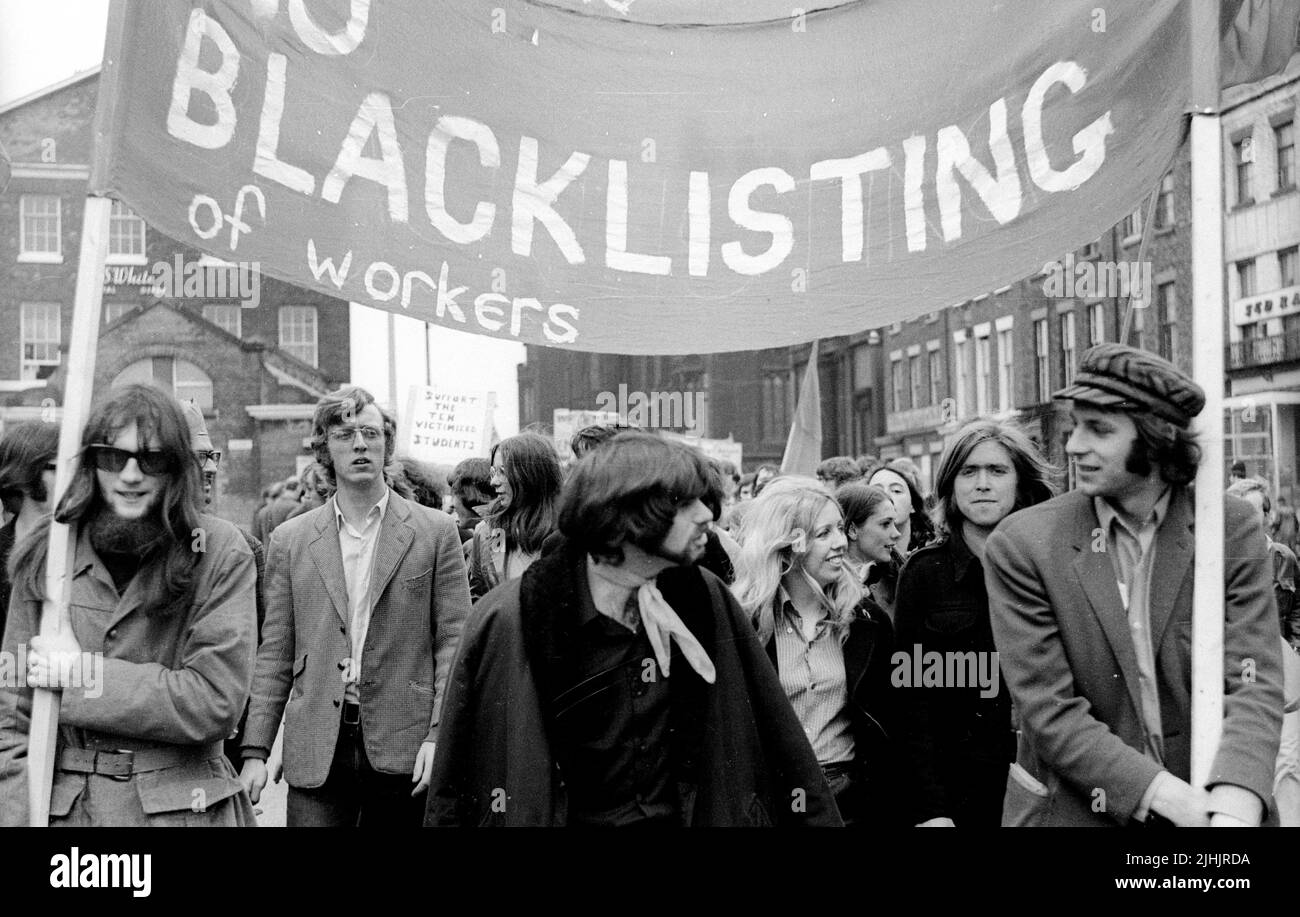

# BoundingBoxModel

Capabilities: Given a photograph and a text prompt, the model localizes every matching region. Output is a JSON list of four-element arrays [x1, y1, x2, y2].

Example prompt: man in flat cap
[[984, 342, 1282, 827]]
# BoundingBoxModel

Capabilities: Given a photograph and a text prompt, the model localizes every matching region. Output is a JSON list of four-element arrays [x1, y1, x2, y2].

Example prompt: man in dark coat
[[425, 432, 841, 827]]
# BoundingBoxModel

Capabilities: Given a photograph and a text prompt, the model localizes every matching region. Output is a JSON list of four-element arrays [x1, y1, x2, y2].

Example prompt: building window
[[997, 328, 1014, 413], [20, 302, 61, 380], [761, 370, 790, 441], [103, 302, 134, 325], [974, 332, 991, 414], [19, 195, 61, 262], [107, 200, 147, 263], [113, 358, 214, 412], [927, 348, 942, 407], [1154, 172, 1175, 228], [1237, 258, 1257, 298], [891, 356, 906, 413], [1080, 238, 1100, 259], [1060, 312, 1077, 386], [1157, 282, 1177, 360], [909, 354, 924, 407], [203, 304, 242, 338], [1088, 302, 1105, 347], [1278, 121, 1295, 191], [278, 305, 318, 367], [1121, 209, 1142, 242], [1034, 319, 1050, 402], [1235, 137, 1254, 205], [1281, 246, 1299, 288]]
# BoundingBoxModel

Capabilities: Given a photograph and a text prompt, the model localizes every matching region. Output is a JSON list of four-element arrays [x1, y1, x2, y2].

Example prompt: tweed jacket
[[242, 490, 472, 787], [425, 538, 842, 826], [985, 487, 1283, 827], [0, 515, 258, 826]]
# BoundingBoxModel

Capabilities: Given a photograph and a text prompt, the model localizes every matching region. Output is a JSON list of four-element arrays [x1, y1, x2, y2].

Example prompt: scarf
[[586, 559, 717, 684]]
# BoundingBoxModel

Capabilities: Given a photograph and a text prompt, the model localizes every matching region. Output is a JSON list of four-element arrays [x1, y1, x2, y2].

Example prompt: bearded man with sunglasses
[[239, 386, 472, 826], [0, 384, 259, 826]]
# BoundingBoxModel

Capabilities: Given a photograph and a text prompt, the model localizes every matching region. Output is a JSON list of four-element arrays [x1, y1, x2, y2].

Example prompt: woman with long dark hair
[[732, 476, 901, 826], [467, 432, 563, 599], [894, 418, 1057, 827], [0, 384, 259, 826]]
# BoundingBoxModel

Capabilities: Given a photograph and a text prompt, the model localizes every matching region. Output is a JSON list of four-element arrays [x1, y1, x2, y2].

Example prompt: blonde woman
[[732, 476, 901, 826]]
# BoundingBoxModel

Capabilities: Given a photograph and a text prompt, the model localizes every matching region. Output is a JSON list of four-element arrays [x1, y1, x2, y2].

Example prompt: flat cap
[[1054, 342, 1205, 428]]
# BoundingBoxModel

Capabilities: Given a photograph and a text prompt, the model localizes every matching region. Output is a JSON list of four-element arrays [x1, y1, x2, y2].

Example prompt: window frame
[[18, 194, 62, 263], [20, 302, 61, 380], [106, 200, 148, 265], [278, 305, 319, 368]]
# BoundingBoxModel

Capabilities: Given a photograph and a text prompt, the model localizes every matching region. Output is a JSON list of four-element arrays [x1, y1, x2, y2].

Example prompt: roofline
[[0, 65, 101, 116]]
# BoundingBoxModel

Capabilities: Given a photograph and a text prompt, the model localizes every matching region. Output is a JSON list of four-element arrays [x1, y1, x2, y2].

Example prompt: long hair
[[1128, 410, 1201, 485], [732, 476, 862, 646], [310, 386, 398, 487], [868, 459, 934, 551], [559, 432, 719, 561], [488, 432, 563, 554], [931, 417, 1059, 536], [11, 384, 204, 618], [0, 420, 59, 516]]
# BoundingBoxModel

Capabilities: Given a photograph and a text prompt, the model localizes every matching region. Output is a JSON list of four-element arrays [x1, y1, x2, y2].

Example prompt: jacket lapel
[[369, 493, 415, 609], [1148, 487, 1193, 653], [1070, 497, 1147, 723], [843, 611, 876, 701], [309, 509, 349, 626]]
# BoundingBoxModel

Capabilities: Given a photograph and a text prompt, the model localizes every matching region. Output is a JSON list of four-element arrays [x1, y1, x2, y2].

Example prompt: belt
[[341, 701, 361, 726], [57, 743, 223, 780]]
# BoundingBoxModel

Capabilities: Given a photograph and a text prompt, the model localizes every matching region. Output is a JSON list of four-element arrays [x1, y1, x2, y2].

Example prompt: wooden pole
[[28, 196, 111, 825], [1188, 0, 1225, 789]]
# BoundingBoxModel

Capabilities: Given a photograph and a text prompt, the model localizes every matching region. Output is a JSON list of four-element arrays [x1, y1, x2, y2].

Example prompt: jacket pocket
[[49, 773, 86, 819], [1001, 762, 1051, 827], [409, 680, 436, 697], [135, 764, 247, 826]]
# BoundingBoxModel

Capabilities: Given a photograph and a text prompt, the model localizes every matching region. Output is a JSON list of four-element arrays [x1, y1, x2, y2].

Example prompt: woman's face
[[869, 468, 915, 524], [850, 501, 901, 564], [797, 500, 848, 588], [94, 421, 167, 521], [489, 451, 512, 507]]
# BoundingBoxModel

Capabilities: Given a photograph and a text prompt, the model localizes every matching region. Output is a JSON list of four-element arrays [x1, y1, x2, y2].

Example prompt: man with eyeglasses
[[178, 400, 268, 775], [239, 386, 472, 826]]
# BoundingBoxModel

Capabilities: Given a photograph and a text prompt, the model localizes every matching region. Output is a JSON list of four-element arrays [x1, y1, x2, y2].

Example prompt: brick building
[[0, 69, 352, 528]]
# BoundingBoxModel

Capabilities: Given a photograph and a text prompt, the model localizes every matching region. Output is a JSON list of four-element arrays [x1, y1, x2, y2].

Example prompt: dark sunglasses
[[194, 449, 222, 467], [86, 444, 177, 476]]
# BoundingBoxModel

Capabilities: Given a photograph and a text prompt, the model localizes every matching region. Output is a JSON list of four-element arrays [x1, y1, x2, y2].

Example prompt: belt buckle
[[96, 749, 134, 781], [341, 703, 360, 726]]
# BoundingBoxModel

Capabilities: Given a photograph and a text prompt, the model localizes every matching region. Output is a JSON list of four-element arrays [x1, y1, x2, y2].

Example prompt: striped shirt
[[773, 594, 855, 766]]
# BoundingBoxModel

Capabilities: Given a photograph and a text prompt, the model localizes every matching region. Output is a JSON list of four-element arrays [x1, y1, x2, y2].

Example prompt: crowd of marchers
[[0, 342, 1297, 827]]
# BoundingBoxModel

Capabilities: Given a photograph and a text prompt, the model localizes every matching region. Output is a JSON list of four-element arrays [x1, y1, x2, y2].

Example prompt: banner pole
[[1188, 0, 1225, 791], [28, 196, 112, 825]]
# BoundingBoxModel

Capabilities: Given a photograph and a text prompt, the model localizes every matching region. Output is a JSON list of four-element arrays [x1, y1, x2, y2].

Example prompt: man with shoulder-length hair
[[985, 343, 1283, 827], [425, 431, 840, 826], [240, 386, 471, 826], [895, 418, 1058, 828]]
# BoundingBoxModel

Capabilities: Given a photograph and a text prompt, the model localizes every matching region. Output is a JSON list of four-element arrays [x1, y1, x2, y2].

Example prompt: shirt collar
[[1094, 487, 1172, 540], [332, 487, 391, 531]]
